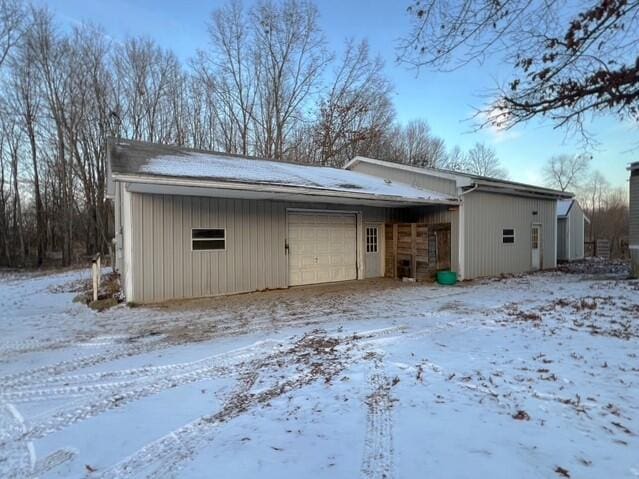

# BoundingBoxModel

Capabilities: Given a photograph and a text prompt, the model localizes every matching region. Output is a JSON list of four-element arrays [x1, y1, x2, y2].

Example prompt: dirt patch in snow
[[557, 258, 630, 276]]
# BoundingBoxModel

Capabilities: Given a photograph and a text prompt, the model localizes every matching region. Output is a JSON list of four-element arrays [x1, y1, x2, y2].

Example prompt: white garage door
[[288, 212, 357, 286]]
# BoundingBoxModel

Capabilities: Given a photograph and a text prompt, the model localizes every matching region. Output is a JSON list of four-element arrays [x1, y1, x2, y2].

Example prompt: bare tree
[[399, 0, 639, 136], [0, 0, 25, 69], [196, 0, 258, 155], [578, 171, 629, 255], [312, 39, 393, 166], [28, 7, 77, 265], [441, 145, 465, 171], [6, 34, 45, 264], [114, 37, 182, 143], [543, 154, 591, 192], [401, 119, 447, 167], [462, 142, 508, 178], [0, 109, 25, 264], [251, 0, 331, 159]]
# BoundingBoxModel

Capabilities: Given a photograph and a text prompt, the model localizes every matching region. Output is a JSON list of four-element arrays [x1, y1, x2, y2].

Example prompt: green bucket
[[436, 270, 458, 285]]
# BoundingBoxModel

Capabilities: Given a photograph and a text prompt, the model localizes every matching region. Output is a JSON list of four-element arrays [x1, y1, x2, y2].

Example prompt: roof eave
[[345, 156, 463, 182], [473, 180, 572, 199], [111, 173, 459, 206]]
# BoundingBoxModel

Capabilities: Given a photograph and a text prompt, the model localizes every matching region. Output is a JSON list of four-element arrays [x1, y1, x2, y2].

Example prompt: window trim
[[502, 228, 515, 245], [366, 226, 379, 254], [191, 228, 226, 252]]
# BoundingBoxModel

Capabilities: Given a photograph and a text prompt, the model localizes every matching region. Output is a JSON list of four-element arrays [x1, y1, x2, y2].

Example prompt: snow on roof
[[346, 156, 572, 198], [557, 199, 573, 217], [109, 140, 455, 203]]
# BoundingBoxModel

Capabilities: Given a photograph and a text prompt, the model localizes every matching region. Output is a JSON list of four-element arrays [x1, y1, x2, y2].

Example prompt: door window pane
[[366, 227, 378, 253]]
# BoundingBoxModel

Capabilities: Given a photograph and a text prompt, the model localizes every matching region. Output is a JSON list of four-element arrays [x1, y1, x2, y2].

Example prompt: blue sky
[[43, 0, 636, 189]]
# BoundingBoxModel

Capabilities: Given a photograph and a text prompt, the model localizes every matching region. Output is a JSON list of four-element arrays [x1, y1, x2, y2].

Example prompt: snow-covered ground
[[1, 264, 638, 478]]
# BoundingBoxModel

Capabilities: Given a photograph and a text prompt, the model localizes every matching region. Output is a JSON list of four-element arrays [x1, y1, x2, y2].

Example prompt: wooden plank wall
[[385, 222, 451, 281]]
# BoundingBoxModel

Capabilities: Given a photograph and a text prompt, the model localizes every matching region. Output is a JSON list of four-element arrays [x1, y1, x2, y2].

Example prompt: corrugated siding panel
[[557, 219, 568, 260], [463, 191, 556, 279], [630, 175, 639, 246], [568, 202, 585, 260], [129, 194, 390, 302], [349, 162, 458, 196]]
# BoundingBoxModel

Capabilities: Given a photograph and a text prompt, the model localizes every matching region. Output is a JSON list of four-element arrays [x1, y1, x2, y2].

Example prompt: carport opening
[[385, 222, 451, 281]]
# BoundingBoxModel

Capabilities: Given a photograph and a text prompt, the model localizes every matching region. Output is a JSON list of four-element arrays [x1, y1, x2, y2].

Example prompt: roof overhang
[[114, 173, 459, 208], [470, 181, 573, 200], [345, 155, 571, 200], [345, 156, 465, 183]]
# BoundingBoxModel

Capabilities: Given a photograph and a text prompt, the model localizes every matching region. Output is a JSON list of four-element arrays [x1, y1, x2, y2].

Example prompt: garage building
[[108, 139, 570, 303], [107, 139, 458, 303]]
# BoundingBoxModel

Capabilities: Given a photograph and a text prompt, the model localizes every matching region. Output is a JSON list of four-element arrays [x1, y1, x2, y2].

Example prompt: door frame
[[364, 222, 385, 278], [531, 223, 542, 270], [285, 208, 363, 286]]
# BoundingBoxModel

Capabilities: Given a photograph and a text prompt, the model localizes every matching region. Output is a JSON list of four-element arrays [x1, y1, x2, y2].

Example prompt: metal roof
[[344, 156, 573, 200], [107, 139, 458, 206]]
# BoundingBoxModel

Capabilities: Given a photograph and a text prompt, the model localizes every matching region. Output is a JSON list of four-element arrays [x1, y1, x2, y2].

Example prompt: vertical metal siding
[[629, 174, 639, 247], [557, 219, 568, 260], [462, 191, 556, 279], [129, 193, 390, 303], [349, 162, 458, 196], [568, 202, 585, 260]]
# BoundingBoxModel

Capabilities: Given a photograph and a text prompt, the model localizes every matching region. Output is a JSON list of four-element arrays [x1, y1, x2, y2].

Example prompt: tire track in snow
[[97, 351, 349, 479], [0, 338, 168, 390], [360, 365, 395, 479], [94, 372, 261, 479], [0, 401, 35, 479], [1, 327, 392, 462], [1, 339, 281, 401], [0, 338, 71, 358], [28, 448, 76, 478], [0, 308, 364, 390], [0, 341, 287, 443]]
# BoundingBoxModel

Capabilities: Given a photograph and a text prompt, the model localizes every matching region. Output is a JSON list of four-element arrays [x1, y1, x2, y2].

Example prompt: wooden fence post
[[392, 224, 398, 279], [92, 253, 101, 302], [411, 223, 417, 279]]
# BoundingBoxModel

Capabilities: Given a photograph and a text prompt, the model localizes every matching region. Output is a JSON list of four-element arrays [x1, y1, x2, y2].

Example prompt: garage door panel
[[288, 212, 357, 286]]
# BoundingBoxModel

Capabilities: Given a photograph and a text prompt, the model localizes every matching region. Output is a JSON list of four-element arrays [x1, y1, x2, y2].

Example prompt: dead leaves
[[554, 466, 570, 477], [512, 410, 530, 421]]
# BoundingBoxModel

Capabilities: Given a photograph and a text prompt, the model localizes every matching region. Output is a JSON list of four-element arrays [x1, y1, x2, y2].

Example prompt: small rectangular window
[[502, 228, 515, 244], [366, 226, 378, 253], [192, 228, 225, 251]]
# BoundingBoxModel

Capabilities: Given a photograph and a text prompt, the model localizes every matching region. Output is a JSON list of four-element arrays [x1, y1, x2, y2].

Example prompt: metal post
[[92, 253, 101, 302]]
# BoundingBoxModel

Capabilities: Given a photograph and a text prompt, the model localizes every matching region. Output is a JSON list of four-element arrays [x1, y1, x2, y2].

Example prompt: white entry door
[[364, 224, 382, 278], [531, 225, 541, 270], [288, 212, 358, 286]]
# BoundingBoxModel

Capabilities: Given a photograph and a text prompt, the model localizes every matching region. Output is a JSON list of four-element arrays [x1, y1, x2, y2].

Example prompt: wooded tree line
[[544, 154, 629, 257], [0, 0, 509, 268], [1, 0, 626, 268]]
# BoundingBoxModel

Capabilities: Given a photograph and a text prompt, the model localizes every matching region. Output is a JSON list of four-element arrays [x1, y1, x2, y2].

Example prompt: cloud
[[476, 104, 522, 144]]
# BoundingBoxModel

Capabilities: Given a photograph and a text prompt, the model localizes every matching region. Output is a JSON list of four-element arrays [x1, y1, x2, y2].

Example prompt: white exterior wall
[[630, 168, 639, 277], [126, 191, 389, 303], [557, 202, 586, 262], [568, 202, 585, 260], [461, 190, 557, 279], [557, 218, 568, 261]]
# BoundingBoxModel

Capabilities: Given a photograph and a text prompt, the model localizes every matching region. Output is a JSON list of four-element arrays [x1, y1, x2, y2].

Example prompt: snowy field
[[1, 263, 638, 478]]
